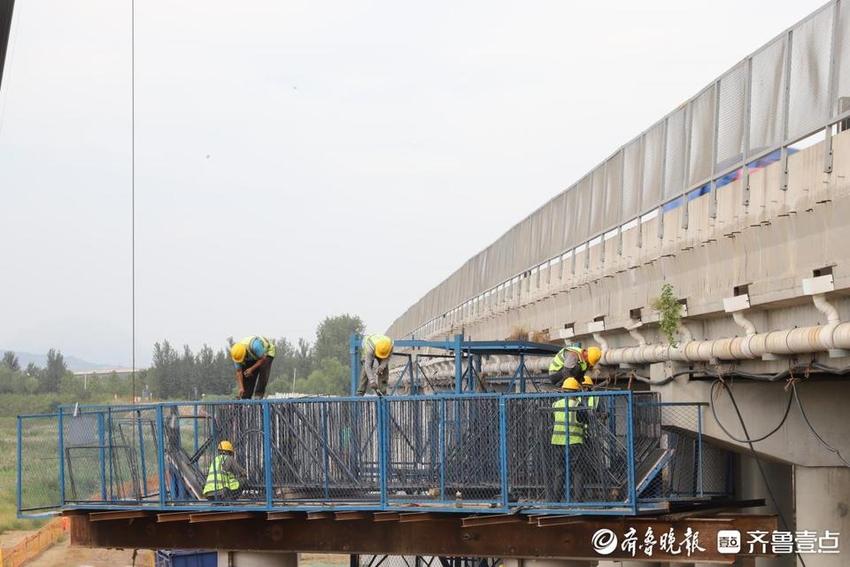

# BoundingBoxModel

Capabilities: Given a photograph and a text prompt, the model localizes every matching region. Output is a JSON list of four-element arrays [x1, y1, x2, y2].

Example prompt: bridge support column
[[794, 465, 850, 567], [217, 551, 298, 567]]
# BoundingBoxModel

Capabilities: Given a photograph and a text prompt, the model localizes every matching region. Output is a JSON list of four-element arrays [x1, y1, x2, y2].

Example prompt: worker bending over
[[548, 345, 602, 387], [203, 440, 247, 501], [231, 336, 276, 399], [547, 377, 590, 502], [357, 334, 394, 395]]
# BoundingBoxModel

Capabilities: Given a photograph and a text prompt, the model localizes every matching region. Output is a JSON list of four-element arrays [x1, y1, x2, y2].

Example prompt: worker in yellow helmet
[[548, 344, 602, 387], [356, 334, 394, 396], [230, 336, 277, 399], [546, 377, 589, 502], [202, 440, 247, 501]]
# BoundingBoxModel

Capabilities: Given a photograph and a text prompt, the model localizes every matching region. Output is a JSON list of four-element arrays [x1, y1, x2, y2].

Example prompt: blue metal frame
[[18, 391, 728, 518]]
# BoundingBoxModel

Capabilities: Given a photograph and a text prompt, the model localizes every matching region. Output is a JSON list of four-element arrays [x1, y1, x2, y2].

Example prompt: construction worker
[[356, 334, 394, 396], [548, 345, 602, 387], [202, 440, 247, 501], [546, 377, 589, 503], [231, 336, 276, 399]]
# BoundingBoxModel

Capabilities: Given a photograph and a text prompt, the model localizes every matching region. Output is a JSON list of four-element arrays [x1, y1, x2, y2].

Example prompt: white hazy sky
[[0, 0, 827, 366]]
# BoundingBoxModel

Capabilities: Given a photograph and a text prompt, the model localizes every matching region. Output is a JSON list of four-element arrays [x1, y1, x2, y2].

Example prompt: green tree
[[151, 340, 179, 398], [2, 351, 20, 371], [42, 349, 67, 393], [293, 358, 349, 395], [313, 314, 365, 368]]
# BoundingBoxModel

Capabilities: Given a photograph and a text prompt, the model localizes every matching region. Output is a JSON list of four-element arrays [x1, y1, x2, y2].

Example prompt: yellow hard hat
[[562, 377, 581, 391], [218, 440, 234, 453], [230, 343, 247, 364], [582, 375, 594, 386], [375, 336, 394, 359], [586, 346, 602, 366]]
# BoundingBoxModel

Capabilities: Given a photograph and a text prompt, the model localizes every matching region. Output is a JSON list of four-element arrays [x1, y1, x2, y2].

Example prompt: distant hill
[[0, 350, 116, 373]]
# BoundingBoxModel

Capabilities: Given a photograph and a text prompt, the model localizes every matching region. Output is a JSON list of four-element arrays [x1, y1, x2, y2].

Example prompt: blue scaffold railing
[[17, 391, 729, 518]]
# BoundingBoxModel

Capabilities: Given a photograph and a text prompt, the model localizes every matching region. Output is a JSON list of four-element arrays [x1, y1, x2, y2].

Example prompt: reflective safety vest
[[549, 346, 588, 374], [203, 455, 240, 496], [551, 397, 585, 446]]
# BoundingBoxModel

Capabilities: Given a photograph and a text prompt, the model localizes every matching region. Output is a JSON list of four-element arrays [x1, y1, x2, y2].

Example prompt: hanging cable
[[713, 376, 807, 567], [792, 382, 850, 468], [709, 379, 794, 444]]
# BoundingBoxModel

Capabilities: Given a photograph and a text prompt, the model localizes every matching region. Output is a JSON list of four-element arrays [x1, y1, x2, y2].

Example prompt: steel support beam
[[69, 512, 777, 563]]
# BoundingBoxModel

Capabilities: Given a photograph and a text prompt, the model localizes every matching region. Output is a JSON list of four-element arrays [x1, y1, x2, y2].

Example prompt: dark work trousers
[[545, 442, 586, 502], [240, 358, 273, 399]]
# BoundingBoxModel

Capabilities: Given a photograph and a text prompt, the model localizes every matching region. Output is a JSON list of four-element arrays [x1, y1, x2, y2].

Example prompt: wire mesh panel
[[716, 63, 747, 171], [687, 86, 717, 187], [62, 407, 162, 506], [621, 139, 642, 219], [270, 399, 380, 506], [642, 123, 665, 207], [603, 152, 623, 230], [787, 6, 834, 141], [573, 177, 592, 244], [749, 36, 788, 155], [384, 396, 501, 509], [589, 166, 606, 236], [505, 393, 633, 510], [18, 415, 61, 515], [663, 109, 687, 200], [836, 2, 850, 117]]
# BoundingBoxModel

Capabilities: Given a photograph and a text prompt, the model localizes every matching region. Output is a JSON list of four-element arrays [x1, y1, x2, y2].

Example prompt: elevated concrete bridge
[[386, 2, 850, 565]]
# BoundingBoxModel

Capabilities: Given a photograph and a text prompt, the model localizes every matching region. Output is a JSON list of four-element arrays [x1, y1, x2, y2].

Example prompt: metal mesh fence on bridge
[[18, 392, 729, 517]]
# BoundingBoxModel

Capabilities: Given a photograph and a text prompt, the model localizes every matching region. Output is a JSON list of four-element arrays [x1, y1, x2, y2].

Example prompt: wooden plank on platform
[[89, 511, 149, 522], [398, 512, 446, 523], [461, 514, 525, 528], [372, 512, 400, 522], [156, 512, 192, 523], [307, 512, 333, 520], [189, 512, 256, 524], [533, 515, 585, 528], [267, 512, 301, 521], [334, 511, 371, 521]]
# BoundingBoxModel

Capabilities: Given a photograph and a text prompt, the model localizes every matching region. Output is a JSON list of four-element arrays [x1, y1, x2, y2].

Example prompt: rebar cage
[[17, 392, 730, 517]]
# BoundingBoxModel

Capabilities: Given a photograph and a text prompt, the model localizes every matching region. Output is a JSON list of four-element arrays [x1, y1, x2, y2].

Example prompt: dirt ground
[[21, 540, 351, 567]]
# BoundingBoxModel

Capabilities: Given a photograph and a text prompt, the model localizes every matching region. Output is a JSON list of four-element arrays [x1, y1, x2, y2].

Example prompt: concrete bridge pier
[[794, 466, 850, 567], [217, 551, 298, 567]]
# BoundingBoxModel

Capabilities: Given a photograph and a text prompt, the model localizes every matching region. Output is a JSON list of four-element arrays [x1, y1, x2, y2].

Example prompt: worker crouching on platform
[[548, 344, 602, 387], [203, 440, 247, 501], [547, 377, 591, 503], [356, 334, 394, 396], [231, 336, 276, 399]]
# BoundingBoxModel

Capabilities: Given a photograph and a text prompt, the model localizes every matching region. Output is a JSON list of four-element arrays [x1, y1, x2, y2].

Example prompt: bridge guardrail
[[18, 392, 723, 517]]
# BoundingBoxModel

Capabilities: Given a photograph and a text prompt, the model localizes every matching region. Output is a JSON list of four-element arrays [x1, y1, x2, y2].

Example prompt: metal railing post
[[454, 334, 463, 394], [262, 401, 274, 510], [626, 391, 637, 513], [137, 409, 148, 499], [156, 405, 166, 507], [16, 417, 22, 513], [563, 395, 571, 506], [57, 408, 65, 506], [107, 407, 114, 501], [439, 398, 446, 501], [97, 412, 106, 501], [378, 398, 388, 508], [350, 334, 361, 396], [498, 398, 509, 508], [321, 403, 331, 499]]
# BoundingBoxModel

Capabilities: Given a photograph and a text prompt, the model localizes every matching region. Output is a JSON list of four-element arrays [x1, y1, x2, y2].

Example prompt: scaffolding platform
[[18, 391, 732, 518]]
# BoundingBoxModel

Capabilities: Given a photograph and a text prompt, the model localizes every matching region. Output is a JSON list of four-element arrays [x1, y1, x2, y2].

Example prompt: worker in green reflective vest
[[203, 440, 247, 501], [548, 345, 602, 387], [546, 377, 590, 502]]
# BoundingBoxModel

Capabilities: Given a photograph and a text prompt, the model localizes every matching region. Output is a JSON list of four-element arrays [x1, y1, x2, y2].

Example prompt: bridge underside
[[67, 509, 777, 563]]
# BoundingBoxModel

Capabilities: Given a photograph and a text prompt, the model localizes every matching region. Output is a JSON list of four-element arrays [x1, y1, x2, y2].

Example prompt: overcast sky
[[0, 0, 827, 366]]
